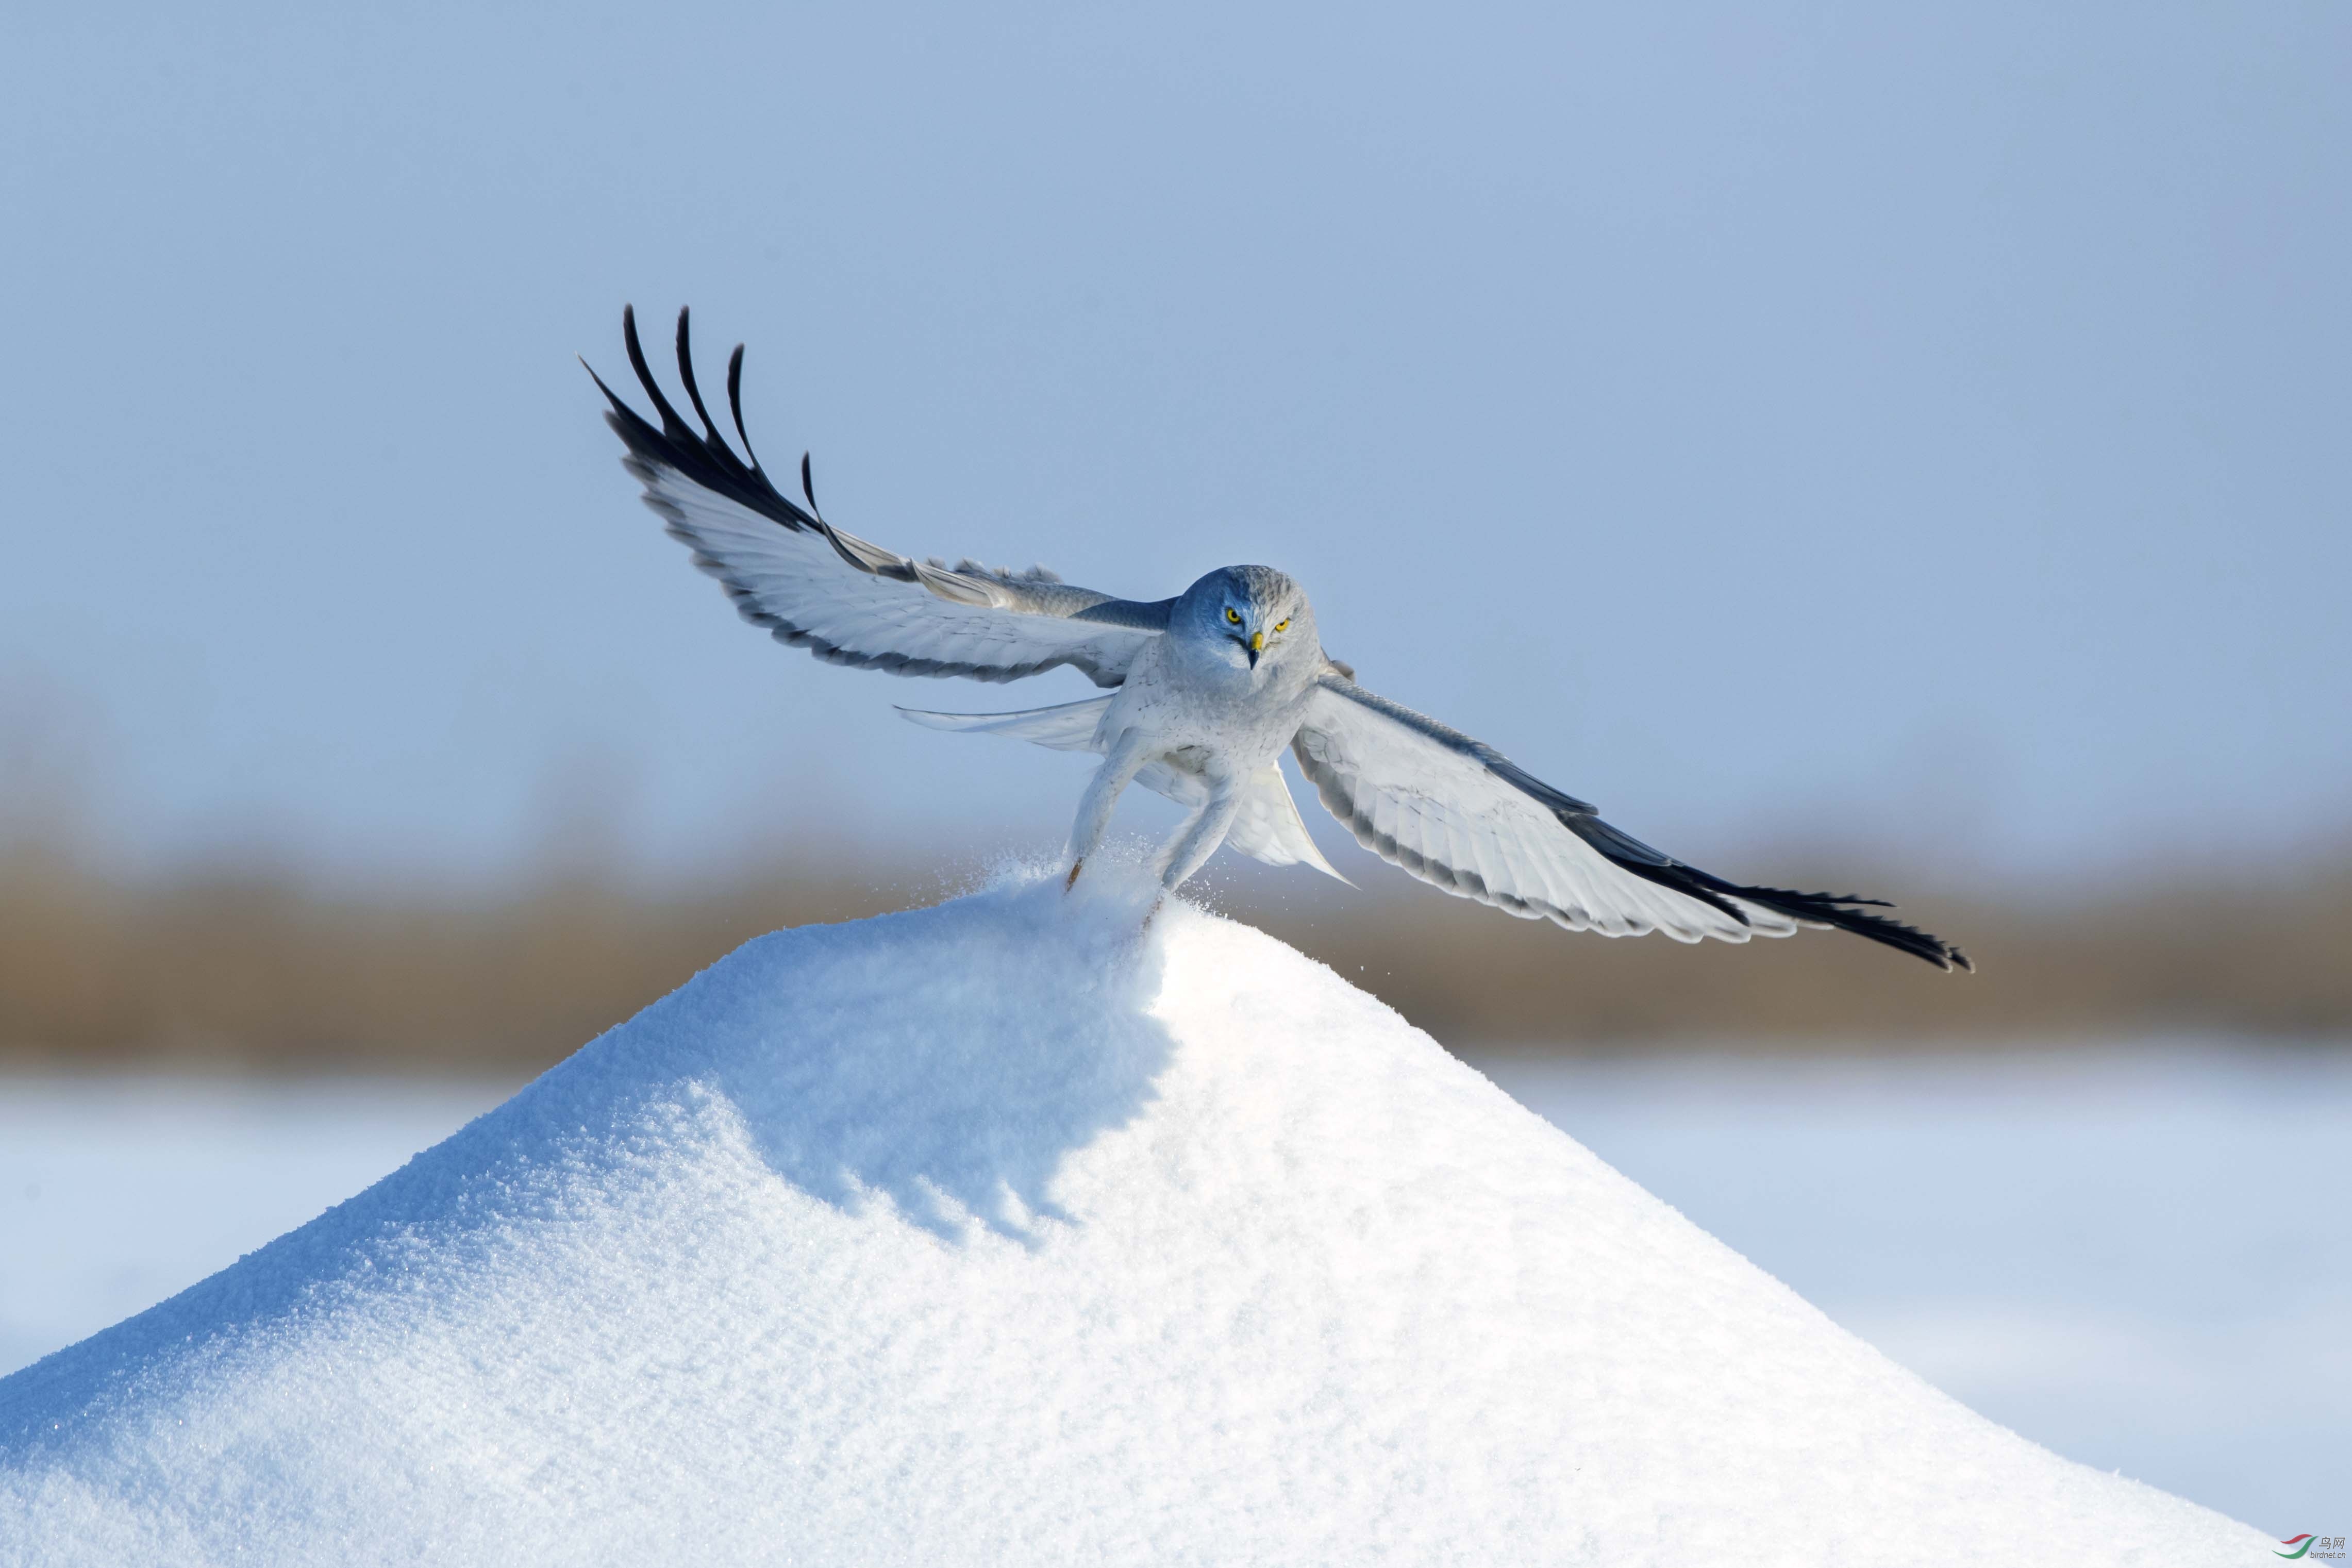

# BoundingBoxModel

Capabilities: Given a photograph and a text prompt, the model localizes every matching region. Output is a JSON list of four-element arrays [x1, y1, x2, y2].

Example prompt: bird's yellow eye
[[1274, 619, 1289, 633], [1225, 607, 1242, 624]]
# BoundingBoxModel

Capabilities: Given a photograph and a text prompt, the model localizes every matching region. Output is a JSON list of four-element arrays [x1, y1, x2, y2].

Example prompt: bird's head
[[1181, 565, 1316, 681]]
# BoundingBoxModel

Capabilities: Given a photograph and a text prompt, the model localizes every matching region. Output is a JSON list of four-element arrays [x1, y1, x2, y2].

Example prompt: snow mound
[[0, 874, 2260, 1566]]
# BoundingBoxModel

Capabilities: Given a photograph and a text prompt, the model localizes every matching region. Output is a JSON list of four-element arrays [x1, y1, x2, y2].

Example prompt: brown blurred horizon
[[5, 824, 2348, 1076]]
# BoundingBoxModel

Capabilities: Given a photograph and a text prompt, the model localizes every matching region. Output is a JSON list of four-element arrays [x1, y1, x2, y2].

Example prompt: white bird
[[591, 308, 1969, 971]]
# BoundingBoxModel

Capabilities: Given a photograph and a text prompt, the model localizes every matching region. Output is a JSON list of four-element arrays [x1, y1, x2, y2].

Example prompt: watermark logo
[[2277, 1536, 2346, 1561]]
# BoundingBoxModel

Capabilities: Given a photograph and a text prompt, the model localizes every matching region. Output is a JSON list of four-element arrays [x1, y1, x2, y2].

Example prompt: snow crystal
[[0, 871, 2265, 1565]]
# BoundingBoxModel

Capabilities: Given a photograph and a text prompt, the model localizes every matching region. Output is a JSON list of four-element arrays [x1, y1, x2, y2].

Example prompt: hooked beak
[[1247, 629, 1264, 668]]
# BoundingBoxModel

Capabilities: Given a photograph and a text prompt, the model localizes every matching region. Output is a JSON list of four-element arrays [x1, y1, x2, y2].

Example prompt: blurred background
[[3, 0, 2345, 1537]]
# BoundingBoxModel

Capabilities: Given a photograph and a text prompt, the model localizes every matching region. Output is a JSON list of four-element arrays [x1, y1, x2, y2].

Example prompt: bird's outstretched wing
[[1291, 676, 1970, 970], [590, 307, 1171, 686]]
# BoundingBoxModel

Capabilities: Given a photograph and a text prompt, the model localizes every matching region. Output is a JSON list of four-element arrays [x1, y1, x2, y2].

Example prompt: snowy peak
[[1, 872, 2263, 1566]]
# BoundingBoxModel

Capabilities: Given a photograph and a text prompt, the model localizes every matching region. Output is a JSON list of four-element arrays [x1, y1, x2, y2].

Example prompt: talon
[[1064, 859, 1083, 893], [1140, 893, 1165, 932]]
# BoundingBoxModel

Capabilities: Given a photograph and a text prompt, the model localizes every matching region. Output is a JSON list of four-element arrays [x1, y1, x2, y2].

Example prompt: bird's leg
[[1065, 729, 1149, 894], [1155, 772, 1247, 894]]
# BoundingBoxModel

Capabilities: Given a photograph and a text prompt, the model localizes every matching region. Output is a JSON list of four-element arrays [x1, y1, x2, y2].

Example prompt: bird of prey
[[590, 307, 1970, 971]]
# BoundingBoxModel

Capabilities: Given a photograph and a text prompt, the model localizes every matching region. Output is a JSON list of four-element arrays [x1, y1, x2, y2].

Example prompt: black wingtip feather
[[672, 307, 729, 453], [725, 344, 762, 472], [1609, 853, 1971, 971], [580, 354, 629, 414], [1727, 881, 1971, 972], [618, 312, 669, 440], [586, 306, 820, 537]]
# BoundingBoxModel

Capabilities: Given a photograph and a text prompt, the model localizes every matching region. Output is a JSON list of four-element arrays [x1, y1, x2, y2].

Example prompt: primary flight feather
[[591, 306, 1970, 972]]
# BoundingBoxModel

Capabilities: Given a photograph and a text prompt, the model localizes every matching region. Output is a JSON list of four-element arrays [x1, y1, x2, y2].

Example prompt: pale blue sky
[[2, 3, 2345, 887]]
